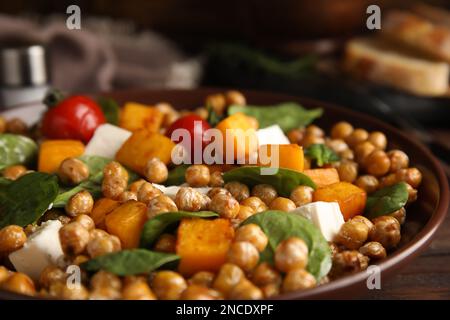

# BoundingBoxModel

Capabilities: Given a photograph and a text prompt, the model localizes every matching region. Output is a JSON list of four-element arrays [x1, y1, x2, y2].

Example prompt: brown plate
[[0, 88, 448, 300]]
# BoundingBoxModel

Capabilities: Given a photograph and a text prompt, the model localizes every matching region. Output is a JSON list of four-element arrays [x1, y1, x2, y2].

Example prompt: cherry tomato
[[42, 95, 106, 143], [166, 115, 211, 163]]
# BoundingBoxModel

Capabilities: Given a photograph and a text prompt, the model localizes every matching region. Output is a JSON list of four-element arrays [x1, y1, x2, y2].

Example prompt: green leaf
[[0, 172, 59, 228], [81, 249, 180, 276], [140, 211, 219, 248], [223, 166, 316, 197], [98, 97, 120, 125], [304, 144, 340, 167], [0, 134, 38, 170], [242, 210, 331, 280], [228, 102, 322, 132], [43, 88, 65, 108], [365, 182, 409, 219], [206, 105, 224, 127], [164, 164, 189, 186]]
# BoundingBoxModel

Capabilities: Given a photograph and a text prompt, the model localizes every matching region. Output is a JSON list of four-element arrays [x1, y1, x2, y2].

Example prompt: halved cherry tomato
[[41, 95, 106, 143]]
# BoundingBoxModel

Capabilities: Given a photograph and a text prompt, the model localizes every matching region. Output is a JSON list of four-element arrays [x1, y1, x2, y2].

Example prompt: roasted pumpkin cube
[[90, 198, 121, 229], [176, 218, 235, 276], [258, 144, 304, 172], [119, 102, 163, 132], [38, 140, 85, 173], [304, 168, 340, 188]]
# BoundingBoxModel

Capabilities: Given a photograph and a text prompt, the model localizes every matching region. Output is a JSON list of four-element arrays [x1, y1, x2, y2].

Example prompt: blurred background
[[0, 0, 449, 173]]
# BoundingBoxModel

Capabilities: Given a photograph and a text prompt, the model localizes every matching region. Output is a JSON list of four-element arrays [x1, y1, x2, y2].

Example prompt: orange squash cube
[[304, 168, 340, 188], [38, 140, 85, 173], [119, 102, 163, 132], [90, 198, 121, 229], [258, 144, 304, 172]]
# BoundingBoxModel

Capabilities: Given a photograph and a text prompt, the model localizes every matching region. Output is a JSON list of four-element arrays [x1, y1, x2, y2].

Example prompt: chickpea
[[387, 150, 409, 173], [116, 191, 137, 203], [237, 205, 255, 221], [351, 215, 374, 233], [61, 283, 90, 300], [282, 269, 316, 293], [390, 207, 406, 225], [91, 270, 122, 291], [72, 254, 89, 265], [379, 173, 397, 188], [396, 168, 422, 189], [6, 118, 27, 135], [153, 233, 176, 253], [228, 279, 263, 300], [23, 224, 37, 236], [58, 158, 89, 185], [206, 93, 226, 115], [405, 183, 418, 203], [355, 175, 379, 193], [209, 193, 240, 219], [240, 196, 267, 213], [331, 121, 354, 139], [122, 279, 156, 300], [209, 171, 224, 187], [326, 139, 349, 154], [89, 286, 121, 300], [329, 243, 341, 258], [261, 283, 280, 298], [212, 263, 245, 296], [181, 284, 223, 300], [0, 116, 5, 133], [2, 165, 27, 180], [330, 250, 369, 278], [251, 262, 281, 286], [102, 161, 129, 199], [152, 271, 187, 300], [274, 237, 308, 272], [335, 219, 369, 250], [144, 158, 168, 183], [58, 215, 72, 225], [345, 128, 368, 148], [195, 107, 208, 120], [65, 190, 94, 217], [59, 222, 90, 255], [289, 186, 313, 207], [339, 149, 354, 161], [87, 233, 121, 258], [251, 184, 278, 206], [227, 241, 259, 272], [208, 187, 231, 199], [370, 216, 401, 249], [175, 187, 207, 212], [1, 272, 35, 296], [359, 241, 387, 260], [224, 181, 249, 202], [0, 225, 27, 254], [128, 179, 146, 193], [225, 90, 246, 106], [0, 266, 12, 283], [39, 265, 66, 289], [287, 128, 304, 144], [368, 131, 387, 150], [354, 141, 376, 165], [189, 271, 215, 287], [137, 182, 163, 205], [269, 197, 296, 212], [73, 214, 95, 231], [147, 195, 178, 219], [305, 125, 324, 137], [185, 164, 210, 187], [337, 161, 358, 183], [235, 224, 268, 252], [365, 150, 391, 177], [301, 135, 325, 147]]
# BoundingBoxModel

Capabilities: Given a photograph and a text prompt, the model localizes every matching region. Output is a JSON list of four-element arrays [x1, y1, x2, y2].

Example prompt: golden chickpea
[[368, 131, 387, 150], [355, 175, 379, 193], [387, 150, 409, 173], [147, 195, 178, 219], [369, 216, 401, 250], [0, 116, 6, 133], [365, 150, 391, 177], [89, 286, 121, 300], [102, 161, 129, 199], [58, 158, 89, 185], [152, 271, 187, 300], [86, 233, 121, 258], [287, 129, 304, 144], [237, 205, 255, 221], [345, 128, 368, 148], [379, 173, 397, 188], [185, 164, 210, 187], [305, 125, 324, 137], [117, 191, 137, 203], [181, 284, 223, 300], [330, 250, 369, 278], [188, 271, 215, 287], [175, 187, 207, 212], [137, 182, 163, 205], [144, 158, 168, 183], [65, 190, 94, 217], [59, 222, 90, 255], [339, 149, 355, 161], [224, 181, 250, 202], [0, 266, 12, 284], [282, 269, 316, 293], [209, 193, 240, 219], [73, 214, 95, 231], [72, 254, 89, 265], [337, 161, 358, 183], [354, 141, 376, 165], [6, 118, 27, 135], [39, 265, 66, 289], [235, 224, 268, 252], [302, 135, 325, 147], [60, 283, 89, 300], [326, 139, 349, 154], [240, 196, 267, 213], [251, 184, 278, 206], [275, 237, 308, 272], [225, 90, 246, 106], [351, 215, 374, 233], [212, 263, 245, 296], [359, 241, 386, 260], [122, 280, 156, 300], [228, 279, 263, 300], [209, 171, 224, 187], [153, 233, 176, 253], [195, 107, 208, 120], [251, 262, 281, 286], [405, 183, 418, 203], [91, 270, 122, 291], [206, 93, 227, 115], [128, 179, 147, 193], [289, 186, 314, 207], [1, 272, 35, 296], [261, 283, 280, 298], [390, 207, 406, 225], [227, 241, 259, 272], [269, 197, 296, 212], [2, 165, 27, 180], [335, 219, 369, 250], [0, 225, 27, 254], [208, 187, 231, 199], [395, 168, 422, 189], [331, 121, 354, 140]]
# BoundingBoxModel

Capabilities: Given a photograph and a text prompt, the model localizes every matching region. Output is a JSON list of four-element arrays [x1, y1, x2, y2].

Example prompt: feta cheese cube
[[84, 124, 132, 158], [9, 220, 64, 281], [256, 125, 290, 145], [290, 201, 345, 241]]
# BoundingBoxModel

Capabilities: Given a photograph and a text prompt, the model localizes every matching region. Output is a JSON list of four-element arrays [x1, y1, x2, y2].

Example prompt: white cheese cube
[[84, 124, 132, 158], [290, 201, 345, 242], [256, 125, 290, 145], [9, 220, 64, 281]]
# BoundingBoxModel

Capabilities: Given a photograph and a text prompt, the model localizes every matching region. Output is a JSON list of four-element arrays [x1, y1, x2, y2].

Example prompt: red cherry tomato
[[41, 95, 106, 143], [166, 115, 211, 163]]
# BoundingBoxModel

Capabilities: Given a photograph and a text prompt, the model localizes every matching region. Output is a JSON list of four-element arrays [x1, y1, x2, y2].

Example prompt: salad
[[0, 90, 421, 300]]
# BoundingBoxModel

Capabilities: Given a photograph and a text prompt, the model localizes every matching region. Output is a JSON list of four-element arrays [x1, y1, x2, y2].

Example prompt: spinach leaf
[[304, 144, 340, 167], [164, 164, 189, 186], [81, 249, 179, 276], [140, 211, 219, 248], [228, 103, 322, 132], [223, 166, 316, 197], [98, 97, 120, 125], [206, 105, 224, 127], [242, 210, 331, 280], [0, 134, 38, 170], [365, 182, 409, 219], [0, 172, 59, 228]]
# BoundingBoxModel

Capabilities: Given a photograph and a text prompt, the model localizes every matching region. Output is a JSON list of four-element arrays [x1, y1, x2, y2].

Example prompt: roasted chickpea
[[301, 135, 325, 147], [91, 270, 122, 291], [225, 90, 246, 106], [368, 131, 387, 150], [188, 271, 215, 287], [287, 128, 304, 144], [251, 262, 281, 286], [175, 187, 208, 211], [72, 254, 89, 265], [228, 279, 263, 300], [331, 121, 354, 140], [359, 241, 387, 260], [152, 271, 187, 300], [387, 150, 409, 173], [205, 93, 227, 115], [89, 286, 121, 300], [326, 139, 349, 154], [345, 128, 368, 147], [335, 219, 369, 250], [143, 158, 168, 183], [305, 124, 324, 137], [195, 107, 208, 120], [58, 158, 89, 185], [147, 195, 178, 219], [235, 224, 268, 252], [390, 207, 406, 225], [282, 269, 316, 293], [269, 197, 296, 212], [351, 215, 374, 233], [59, 222, 90, 255], [73, 214, 95, 231], [102, 161, 129, 199], [405, 183, 418, 203], [365, 150, 391, 177], [339, 149, 355, 161], [395, 168, 422, 189], [251, 184, 278, 206], [261, 283, 280, 298], [354, 141, 376, 165], [379, 173, 397, 188], [6, 118, 27, 135], [209, 171, 224, 187], [65, 190, 94, 217], [0, 225, 27, 254], [86, 232, 121, 258], [370, 216, 401, 249], [355, 175, 379, 193], [224, 181, 249, 202], [0, 116, 6, 133], [330, 250, 369, 278], [227, 241, 259, 272], [237, 205, 255, 221], [117, 191, 137, 203], [153, 233, 176, 253], [1, 272, 35, 296], [122, 279, 156, 300], [240, 196, 267, 213], [274, 237, 308, 272], [212, 263, 245, 296], [289, 185, 314, 207], [0, 266, 12, 283], [2, 165, 27, 180], [137, 182, 163, 206], [185, 164, 210, 187], [209, 193, 240, 219], [181, 284, 223, 300], [337, 161, 358, 183], [207, 187, 231, 199], [128, 179, 146, 193], [39, 266, 66, 289]]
